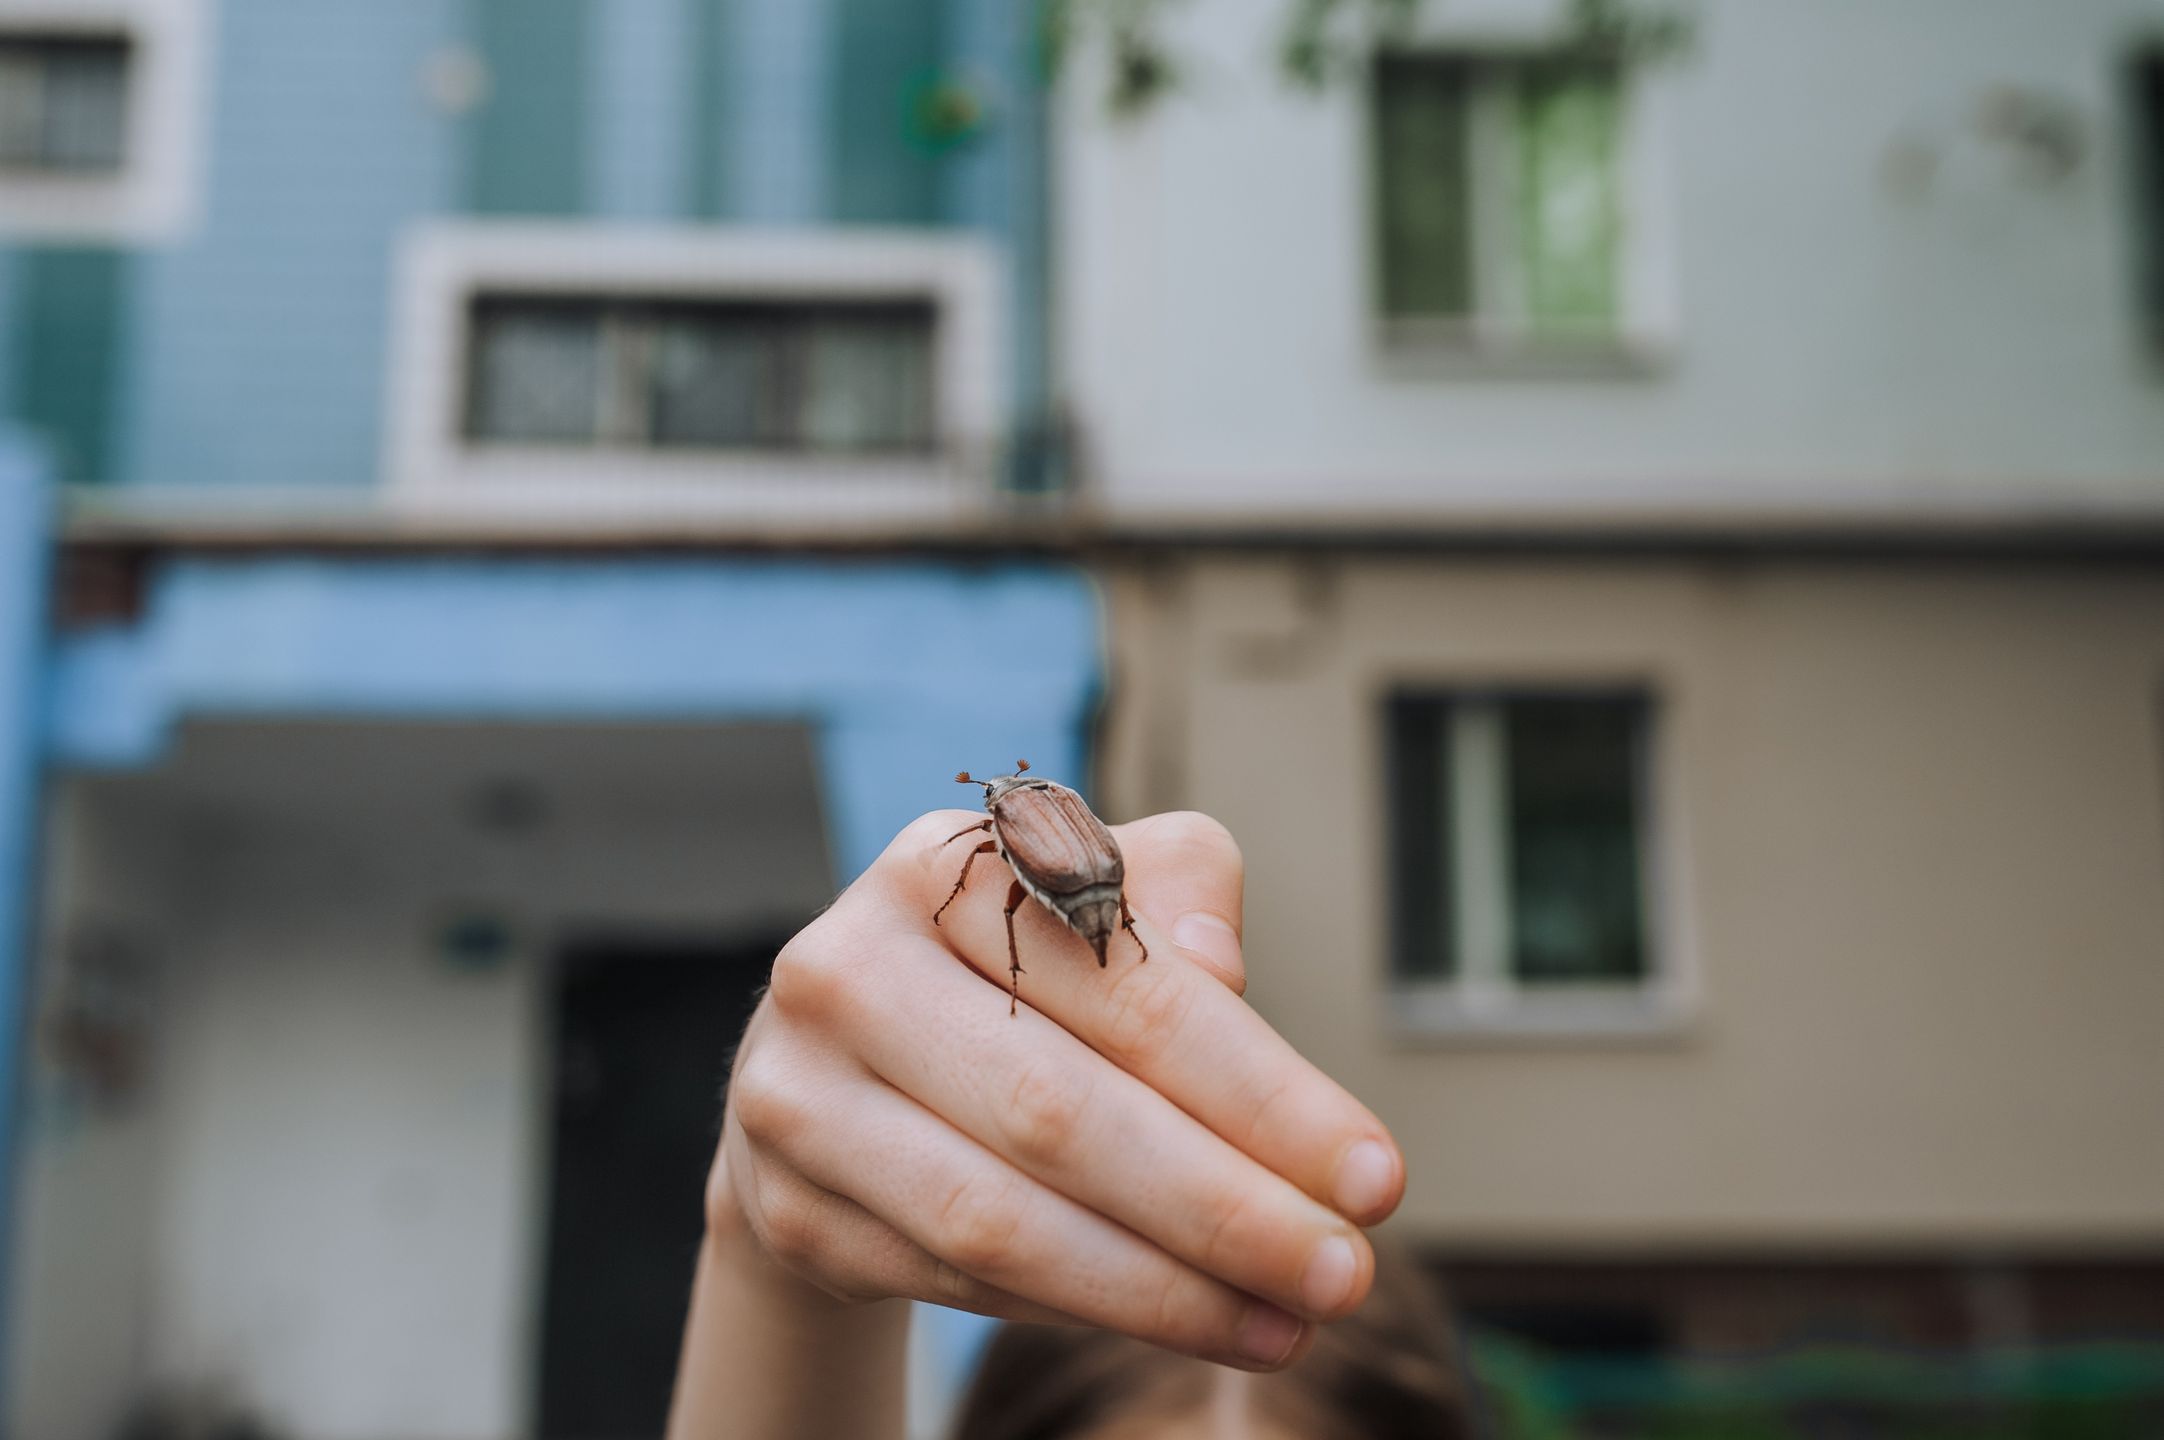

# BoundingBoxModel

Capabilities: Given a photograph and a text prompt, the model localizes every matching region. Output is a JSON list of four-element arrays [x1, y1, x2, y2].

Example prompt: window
[[0, 33, 130, 173], [1388, 689, 1672, 1030], [1374, 52, 1637, 349], [0, 1, 206, 241], [464, 296, 937, 455], [386, 225, 998, 517]]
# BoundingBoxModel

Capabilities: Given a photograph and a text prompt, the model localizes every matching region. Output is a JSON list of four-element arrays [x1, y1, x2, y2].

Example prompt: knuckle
[[934, 1169, 1028, 1277], [999, 1058, 1092, 1171], [727, 1053, 798, 1146], [1235, 1067, 1300, 1158], [755, 1188, 820, 1266], [1097, 959, 1194, 1070], [766, 929, 853, 1023], [1194, 1185, 1260, 1276], [1143, 811, 1243, 877], [1146, 1269, 1197, 1348], [929, 1258, 985, 1310], [893, 808, 989, 871]]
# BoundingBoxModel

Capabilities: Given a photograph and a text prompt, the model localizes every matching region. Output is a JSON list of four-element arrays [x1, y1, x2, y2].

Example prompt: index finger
[[896, 809, 1406, 1227]]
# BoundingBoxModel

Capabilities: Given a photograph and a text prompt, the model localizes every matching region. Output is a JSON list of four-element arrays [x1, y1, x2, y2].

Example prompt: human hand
[[707, 810, 1405, 1372]]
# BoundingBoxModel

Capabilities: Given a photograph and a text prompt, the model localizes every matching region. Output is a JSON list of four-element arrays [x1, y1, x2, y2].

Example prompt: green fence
[[1474, 1334, 2164, 1439]]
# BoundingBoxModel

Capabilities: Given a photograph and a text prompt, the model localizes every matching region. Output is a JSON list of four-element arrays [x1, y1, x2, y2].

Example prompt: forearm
[[666, 1186, 911, 1440]]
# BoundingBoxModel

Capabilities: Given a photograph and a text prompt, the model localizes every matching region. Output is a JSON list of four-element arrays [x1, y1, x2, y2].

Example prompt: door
[[536, 938, 776, 1438]]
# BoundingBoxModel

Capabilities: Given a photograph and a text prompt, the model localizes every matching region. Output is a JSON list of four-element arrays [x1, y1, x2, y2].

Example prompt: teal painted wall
[[830, 0, 945, 223], [469, 0, 592, 216], [686, 0, 736, 218], [9, 251, 128, 486]]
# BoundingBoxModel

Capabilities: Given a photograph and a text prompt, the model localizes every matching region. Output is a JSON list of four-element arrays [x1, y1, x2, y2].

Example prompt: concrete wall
[[8, 720, 836, 1440], [1099, 554, 2164, 1247], [1061, 0, 2164, 520]]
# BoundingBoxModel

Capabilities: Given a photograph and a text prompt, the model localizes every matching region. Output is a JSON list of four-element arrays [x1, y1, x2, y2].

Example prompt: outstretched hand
[[706, 809, 1406, 1372]]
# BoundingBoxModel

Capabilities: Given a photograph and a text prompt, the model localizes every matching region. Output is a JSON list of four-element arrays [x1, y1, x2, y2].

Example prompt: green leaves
[[1049, 0, 1694, 119]]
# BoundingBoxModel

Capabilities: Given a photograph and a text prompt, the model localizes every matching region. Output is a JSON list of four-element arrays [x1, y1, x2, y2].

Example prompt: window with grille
[[463, 295, 939, 457], [0, 33, 131, 174], [1374, 52, 1633, 348]]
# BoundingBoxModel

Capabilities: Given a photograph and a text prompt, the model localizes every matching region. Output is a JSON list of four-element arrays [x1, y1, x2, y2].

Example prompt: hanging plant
[[1047, 0, 1696, 117]]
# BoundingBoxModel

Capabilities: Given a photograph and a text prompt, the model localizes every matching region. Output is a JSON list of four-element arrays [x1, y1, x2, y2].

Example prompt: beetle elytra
[[932, 760, 1148, 1015]]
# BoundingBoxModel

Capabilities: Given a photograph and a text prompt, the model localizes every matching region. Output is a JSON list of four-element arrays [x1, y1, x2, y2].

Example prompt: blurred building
[[0, 0, 2162, 1438], [1067, 0, 2164, 1418], [0, 2, 1084, 1437]]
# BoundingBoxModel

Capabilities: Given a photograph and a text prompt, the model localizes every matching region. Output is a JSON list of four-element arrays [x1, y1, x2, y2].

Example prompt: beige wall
[[1099, 555, 2164, 1251]]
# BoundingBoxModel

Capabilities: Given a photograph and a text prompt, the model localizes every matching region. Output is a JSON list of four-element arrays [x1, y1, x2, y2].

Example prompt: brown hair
[[948, 1244, 1473, 1440]]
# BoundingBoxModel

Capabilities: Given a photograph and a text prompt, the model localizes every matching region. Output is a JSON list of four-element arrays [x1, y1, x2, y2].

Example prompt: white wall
[[6, 785, 187, 1440], [1061, 0, 2164, 521], [9, 721, 836, 1440]]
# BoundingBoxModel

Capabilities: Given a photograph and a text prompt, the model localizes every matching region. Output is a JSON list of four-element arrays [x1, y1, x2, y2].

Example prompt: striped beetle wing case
[[991, 781, 1125, 900]]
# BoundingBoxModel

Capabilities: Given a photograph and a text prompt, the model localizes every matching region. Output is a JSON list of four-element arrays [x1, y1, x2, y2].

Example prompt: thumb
[[1108, 811, 1247, 997]]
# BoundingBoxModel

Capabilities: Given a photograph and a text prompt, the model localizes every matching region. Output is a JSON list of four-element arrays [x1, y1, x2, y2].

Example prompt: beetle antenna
[[1016, 759, 1030, 773], [955, 771, 975, 784]]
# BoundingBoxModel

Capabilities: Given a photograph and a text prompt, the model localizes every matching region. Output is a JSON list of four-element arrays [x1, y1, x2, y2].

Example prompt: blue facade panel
[[119, 0, 466, 493], [0, 437, 54, 1382]]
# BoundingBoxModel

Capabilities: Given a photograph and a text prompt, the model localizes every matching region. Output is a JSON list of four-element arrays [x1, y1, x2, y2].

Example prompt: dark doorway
[[536, 937, 777, 1439]]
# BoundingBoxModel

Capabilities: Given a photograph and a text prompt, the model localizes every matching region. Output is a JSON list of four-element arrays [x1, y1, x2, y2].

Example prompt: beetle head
[[956, 759, 1035, 804]]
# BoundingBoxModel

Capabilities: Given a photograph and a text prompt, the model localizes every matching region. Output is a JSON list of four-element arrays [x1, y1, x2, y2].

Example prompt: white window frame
[[384, 222, 1004, 524], [1384, 686, 1697, 1041], [1367, 40, 1679, 371], [0, 0, 208, 242]]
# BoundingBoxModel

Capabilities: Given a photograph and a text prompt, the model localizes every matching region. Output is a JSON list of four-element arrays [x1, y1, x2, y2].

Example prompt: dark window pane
[[650, 307, 788, 449], [466, 300, 605, 445], [1375, 56, 1474, 319], [0, 35, 130, 172], [1387, 694, 1456, 981], [800, 305, 936, 453], [1505, 695, 1647, 983], [2134, 54, 2164, 346], [463, 295, 937, 456]]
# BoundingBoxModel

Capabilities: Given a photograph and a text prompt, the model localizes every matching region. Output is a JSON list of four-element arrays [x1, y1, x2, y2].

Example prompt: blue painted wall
[[0, 437, 54, 1387], [0, 0, 1051, 494]]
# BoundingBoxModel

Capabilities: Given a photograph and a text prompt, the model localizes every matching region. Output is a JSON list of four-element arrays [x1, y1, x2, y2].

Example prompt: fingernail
[[1237, 1302, 1304, 1366], [1172, 912, 1240, 972], [1301, 1235, 1358, 1316], [1334, 1139, 1397, 1220]]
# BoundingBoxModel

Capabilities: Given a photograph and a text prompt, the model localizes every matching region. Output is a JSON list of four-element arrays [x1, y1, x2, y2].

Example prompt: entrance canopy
[[44, 552, 1103, 879]]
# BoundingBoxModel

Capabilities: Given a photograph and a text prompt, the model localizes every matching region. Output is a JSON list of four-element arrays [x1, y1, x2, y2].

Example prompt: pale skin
[[666, 810, 1407, 1440]]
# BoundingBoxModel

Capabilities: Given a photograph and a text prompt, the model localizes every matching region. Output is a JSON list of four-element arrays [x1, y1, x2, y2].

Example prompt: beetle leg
[[933, 841, 998, 927], [941, 818, 993, 847], [1120, 893, 1149, 963], [1004, 879, 1028, 1017]]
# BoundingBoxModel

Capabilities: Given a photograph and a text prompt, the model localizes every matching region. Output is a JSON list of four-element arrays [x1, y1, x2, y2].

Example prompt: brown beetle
[[933, 760, 1148, 1015]]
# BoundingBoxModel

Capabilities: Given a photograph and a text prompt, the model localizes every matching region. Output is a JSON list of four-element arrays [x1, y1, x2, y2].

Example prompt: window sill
[[1383, 982, 1693, 1046], [1371, 319, 1675, 381], [386, 449, 989, 525]]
